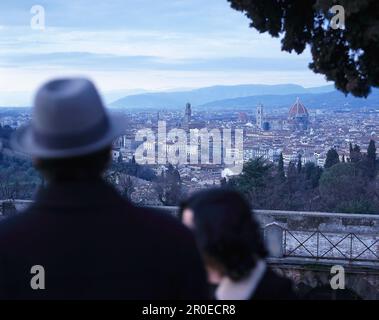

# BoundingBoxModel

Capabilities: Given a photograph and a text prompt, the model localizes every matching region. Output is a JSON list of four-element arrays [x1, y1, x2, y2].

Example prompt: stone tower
[[185, 103, 191, 123], [182, 102, 192, 130], [256, 103, 264, 129]]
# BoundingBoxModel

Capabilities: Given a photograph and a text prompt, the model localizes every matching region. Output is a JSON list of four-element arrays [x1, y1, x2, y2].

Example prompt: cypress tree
[[277, 152, 285, 181], [297, 154, 302, 173], [351, 144, 362, 163], [367, 140, 377, 179], [325, 148, 340, 169]]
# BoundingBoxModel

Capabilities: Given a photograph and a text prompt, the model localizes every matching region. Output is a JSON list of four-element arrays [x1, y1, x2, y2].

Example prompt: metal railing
[[283, 228, 379, 262]]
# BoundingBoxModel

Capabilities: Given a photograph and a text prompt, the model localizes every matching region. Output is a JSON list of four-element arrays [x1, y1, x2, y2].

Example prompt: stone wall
[[0, 200, 32, 218], [254, 209, 379, 234], [153, 206, 379, 234], [3, 202, 379, 235], [270, 259, 379, 300]]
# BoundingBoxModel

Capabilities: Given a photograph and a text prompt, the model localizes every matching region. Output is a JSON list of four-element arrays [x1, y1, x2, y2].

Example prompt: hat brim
[[11, 114, 126, 159]]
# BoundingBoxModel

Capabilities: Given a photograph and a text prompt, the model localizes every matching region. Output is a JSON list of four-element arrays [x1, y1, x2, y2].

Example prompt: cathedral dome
[[289, 98, 309, 118]]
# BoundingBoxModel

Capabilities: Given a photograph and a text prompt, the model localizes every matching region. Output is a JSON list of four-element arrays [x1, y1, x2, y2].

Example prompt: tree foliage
[[350, 144, 362, 163], [110, 156, 156, 181], [0, 154, 41, 200], [227, 140, 378, 213], [155, 164, 182, 206], [366, 139, 377, 179], [228, 0, 379, 96], [324, 148, 340, 169], [277, 152, 285, 181], [319, 163, 377, 213]]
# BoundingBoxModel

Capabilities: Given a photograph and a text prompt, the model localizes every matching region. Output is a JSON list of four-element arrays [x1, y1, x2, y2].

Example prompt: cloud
[[0, 51, 311, 72], [0, 0, 249, 32], [0, 0, 326, 105], [0, 26, 291, 60]]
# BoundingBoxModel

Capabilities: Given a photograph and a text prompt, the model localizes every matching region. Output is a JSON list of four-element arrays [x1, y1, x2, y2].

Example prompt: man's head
[[34, 147, 111, 182], [11, 78, 125, 181]]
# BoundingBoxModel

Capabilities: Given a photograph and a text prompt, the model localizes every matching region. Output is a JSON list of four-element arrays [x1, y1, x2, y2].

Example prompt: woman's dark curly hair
[[180, 188, 268, 282]]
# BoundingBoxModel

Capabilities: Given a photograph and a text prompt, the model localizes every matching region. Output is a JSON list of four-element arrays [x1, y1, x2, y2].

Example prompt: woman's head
[[180, 189, 268, 283]]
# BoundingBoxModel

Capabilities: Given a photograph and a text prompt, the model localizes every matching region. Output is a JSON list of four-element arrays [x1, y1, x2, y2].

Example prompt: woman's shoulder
[[252, 267, 298, 300]]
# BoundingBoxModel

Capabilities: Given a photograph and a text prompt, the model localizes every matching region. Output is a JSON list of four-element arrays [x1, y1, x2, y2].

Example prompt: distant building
[[262, 121, 271, 131], [243, 147, 281, 162], [288, 98, 309, 131], [270, 119, 284, 130], [256, 104, 264, 129], [238, 112, 248, 123], [112, 150, 121, 161], [183, 103, 192, 129], [179, 102, 205, 131]]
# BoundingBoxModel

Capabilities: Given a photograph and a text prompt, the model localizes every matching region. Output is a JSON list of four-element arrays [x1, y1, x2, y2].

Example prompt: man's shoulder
[[130, 206, 193, 240], [0, 211, 32, 243]]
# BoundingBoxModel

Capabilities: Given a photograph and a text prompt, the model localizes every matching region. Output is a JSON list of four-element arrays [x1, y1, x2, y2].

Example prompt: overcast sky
[[0, 0, 329, 106]]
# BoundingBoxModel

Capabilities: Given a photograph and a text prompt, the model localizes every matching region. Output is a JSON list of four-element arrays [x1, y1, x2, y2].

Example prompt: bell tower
[[256, 103, 264, 129]]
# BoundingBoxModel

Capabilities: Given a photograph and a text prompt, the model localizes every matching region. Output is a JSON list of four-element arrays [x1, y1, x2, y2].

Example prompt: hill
[[199, 89, 379, 110], [110, 84, 335, 109]]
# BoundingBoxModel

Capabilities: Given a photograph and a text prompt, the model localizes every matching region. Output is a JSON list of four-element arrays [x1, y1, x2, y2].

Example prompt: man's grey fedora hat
[[11, 78, 125, 159]]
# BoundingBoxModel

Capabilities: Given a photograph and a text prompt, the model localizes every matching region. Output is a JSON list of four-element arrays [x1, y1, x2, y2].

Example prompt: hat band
[[33, 116, 110, 150]]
